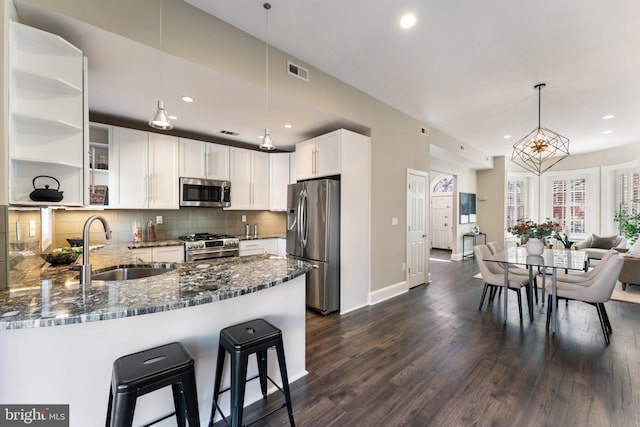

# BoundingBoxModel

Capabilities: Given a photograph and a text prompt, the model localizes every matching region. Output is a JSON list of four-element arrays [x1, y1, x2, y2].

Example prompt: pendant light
[[511, 83, 569, 175], [259, 3, 275, 150], [148, 0, 173, 130]]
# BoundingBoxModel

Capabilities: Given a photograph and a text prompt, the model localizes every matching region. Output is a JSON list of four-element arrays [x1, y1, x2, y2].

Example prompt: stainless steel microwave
[[179, 177, 231, 207]]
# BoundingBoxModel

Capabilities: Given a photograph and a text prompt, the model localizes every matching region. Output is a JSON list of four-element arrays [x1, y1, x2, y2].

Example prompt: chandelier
[[511, 83, 569, 175]]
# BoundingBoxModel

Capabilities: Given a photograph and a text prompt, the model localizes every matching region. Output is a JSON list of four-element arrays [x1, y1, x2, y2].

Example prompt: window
[[506, 178, 526, 228], [552, 177, 586, 234], [618, 171, 640, 215], [433, 176, 453, 193]]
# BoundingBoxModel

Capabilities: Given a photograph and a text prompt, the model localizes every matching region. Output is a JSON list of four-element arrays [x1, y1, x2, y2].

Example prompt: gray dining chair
[[552, 248, 617, 285], [474, 245, 532, 323], [487, 241, 541, 304], [545, 253, 624, 345]]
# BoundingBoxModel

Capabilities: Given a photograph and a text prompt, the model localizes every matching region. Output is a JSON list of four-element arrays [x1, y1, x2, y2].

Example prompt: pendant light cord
[[535, 83, 546, 129], [264, 3, 271, 126], [159, 0, 163, 100]]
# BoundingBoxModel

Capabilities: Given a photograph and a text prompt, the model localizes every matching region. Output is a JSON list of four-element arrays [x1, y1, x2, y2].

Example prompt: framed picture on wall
[[460, 192, 469, 224], [469, 193, 477, 223]]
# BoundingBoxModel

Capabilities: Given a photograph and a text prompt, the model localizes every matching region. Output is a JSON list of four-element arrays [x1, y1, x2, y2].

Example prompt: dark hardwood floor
[[218, 249, 640, 426]]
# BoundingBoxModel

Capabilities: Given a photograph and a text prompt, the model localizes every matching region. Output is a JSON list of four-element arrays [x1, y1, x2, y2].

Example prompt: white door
[[431, 195, 452, 249], [407, 170, 428, 288]]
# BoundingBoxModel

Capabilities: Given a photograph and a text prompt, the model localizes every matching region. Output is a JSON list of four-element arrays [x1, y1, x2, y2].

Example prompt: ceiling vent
[[421, 126, 429, 136], [220, 130, 240, 136], [287, 60, 309, 82]]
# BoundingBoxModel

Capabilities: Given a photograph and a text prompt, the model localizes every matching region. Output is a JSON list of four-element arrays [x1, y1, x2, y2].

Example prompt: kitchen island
[[0, 252, 311, 426]]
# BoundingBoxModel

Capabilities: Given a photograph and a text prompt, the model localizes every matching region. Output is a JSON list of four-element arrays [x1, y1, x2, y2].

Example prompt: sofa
[[574, 234, 627, 262]]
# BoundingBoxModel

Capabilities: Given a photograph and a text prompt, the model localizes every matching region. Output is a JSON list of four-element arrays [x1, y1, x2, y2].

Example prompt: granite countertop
[[0, 252, 311, 330]]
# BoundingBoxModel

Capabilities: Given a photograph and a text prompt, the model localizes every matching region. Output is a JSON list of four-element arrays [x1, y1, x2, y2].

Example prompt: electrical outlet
[[156, 216, 163, 224], [241, 215, 247, 222], [391, 217, 398, 226], [29, 220, 36, 237], [402, 262, 406, 271]]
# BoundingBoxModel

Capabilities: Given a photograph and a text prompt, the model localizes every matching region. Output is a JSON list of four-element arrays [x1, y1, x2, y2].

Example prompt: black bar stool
[[106, 342, 200, 427], [209, 318, 295, 427]]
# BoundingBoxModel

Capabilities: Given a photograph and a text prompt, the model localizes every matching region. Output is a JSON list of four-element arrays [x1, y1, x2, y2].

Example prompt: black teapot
[[29, 175, 64, 202]]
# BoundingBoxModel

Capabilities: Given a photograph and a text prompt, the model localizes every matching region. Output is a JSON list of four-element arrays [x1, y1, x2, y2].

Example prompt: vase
[[525, 238, 544, 255]]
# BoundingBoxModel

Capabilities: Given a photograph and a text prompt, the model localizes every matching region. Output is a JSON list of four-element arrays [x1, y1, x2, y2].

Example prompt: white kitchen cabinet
[[228, 148, 270, 210], [239, 238, 280, 257], [270, 153, 290, 211], [179, 138, 229, 180], [151, 246, 184, 263], [277, 238, 287, 256], [239, 240, 264, 257], [294, 130, 341, 181], [112, 128, 179, 209], [130, 248, 153, 262], [8, 21, 87, 206], [130, 245, 184, 263], [263, 238, 278, 256]]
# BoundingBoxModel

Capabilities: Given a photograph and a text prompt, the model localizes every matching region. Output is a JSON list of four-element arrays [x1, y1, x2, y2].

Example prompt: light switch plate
[[241, 215, 247, 222], [156, 216, 163, 224], [391, 217, 398, 225], [29, 220, 36, 237]]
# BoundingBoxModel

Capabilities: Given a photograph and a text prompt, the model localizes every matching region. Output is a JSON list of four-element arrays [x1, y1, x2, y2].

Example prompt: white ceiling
[[15, 0, 640, 159]]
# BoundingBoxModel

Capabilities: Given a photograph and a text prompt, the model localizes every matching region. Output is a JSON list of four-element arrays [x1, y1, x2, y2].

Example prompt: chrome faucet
[[80, 215, 112, 285]]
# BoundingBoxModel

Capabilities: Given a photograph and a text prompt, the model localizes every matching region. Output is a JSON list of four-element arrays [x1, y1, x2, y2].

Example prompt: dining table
[[483, 246, 588, 333]]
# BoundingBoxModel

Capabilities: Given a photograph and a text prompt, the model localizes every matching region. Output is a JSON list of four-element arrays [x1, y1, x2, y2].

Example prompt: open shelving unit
[[8, 20, 87, 206]]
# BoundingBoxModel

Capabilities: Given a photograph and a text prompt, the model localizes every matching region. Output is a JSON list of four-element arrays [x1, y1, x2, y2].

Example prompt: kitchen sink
[[91, 265, 177, 281]]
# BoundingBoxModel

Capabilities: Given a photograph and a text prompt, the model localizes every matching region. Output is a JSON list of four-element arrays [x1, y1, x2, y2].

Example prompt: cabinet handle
[[89, 147, 96, 194], [312, 149, 317, 175], [203, 147, 208, 177], [148, 174, 153, 203]]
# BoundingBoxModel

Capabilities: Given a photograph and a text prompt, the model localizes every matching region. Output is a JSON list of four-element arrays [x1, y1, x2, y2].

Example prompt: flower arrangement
[[508, 218, 558, 240]]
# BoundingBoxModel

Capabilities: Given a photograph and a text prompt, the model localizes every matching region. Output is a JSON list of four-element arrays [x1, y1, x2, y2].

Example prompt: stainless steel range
[[178, 233, 239, 262]]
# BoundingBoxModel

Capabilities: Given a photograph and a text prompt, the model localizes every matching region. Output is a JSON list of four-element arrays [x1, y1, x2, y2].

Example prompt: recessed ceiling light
[[602, 114, 615, 120], [168, 115, 178, 120], [503, 135, 512, 139], [400, 13, 416, 29], [181, 96, 194, 103], [602, 130, 612, 135], [284, 124, 292, 129]]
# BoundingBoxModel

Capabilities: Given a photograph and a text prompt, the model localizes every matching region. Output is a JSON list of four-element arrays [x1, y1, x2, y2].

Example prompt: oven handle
[[186, 250, 238, 262]]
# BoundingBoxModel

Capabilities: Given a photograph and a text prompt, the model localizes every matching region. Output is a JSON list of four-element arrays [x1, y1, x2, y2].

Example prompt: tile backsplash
[[52, 208, 286, 247]]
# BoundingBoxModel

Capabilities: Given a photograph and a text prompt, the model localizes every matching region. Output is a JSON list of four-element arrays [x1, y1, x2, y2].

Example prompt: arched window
[[433, 176, 453, 193]]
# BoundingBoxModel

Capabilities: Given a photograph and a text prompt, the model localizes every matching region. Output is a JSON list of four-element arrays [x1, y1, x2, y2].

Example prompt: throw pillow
[[628, 240, 640, 256], [591, 234, 617, 249]]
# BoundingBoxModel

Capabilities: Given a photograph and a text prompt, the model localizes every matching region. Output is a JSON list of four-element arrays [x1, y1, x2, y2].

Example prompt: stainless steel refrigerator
[[287, 179, 340, 314]]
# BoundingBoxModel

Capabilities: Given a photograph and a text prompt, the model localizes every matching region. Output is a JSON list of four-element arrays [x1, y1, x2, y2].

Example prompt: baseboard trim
[[369, 281, 408, 306], [451, 252, 464, 261], [340, 303, 368, 315]]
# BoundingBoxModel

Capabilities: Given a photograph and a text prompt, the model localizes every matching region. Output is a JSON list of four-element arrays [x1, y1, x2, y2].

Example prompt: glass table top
[[483, 247, 588, 271]]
